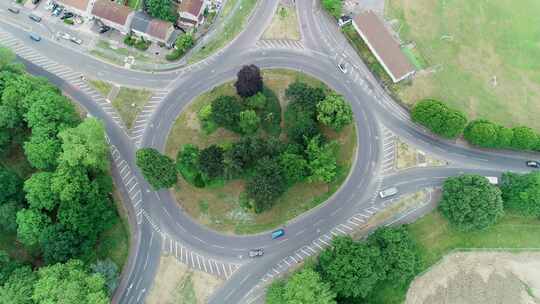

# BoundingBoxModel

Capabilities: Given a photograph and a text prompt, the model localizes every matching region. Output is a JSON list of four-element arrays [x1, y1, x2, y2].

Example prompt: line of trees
[[138, 65, 354, 214], [267, 226, 421, 304], [0, 47, 117, 303], [411, 99, 540, 151]]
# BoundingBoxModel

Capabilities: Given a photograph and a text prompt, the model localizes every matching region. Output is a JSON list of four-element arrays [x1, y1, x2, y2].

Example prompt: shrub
[[63, 18, 74, 25], [500, 172, 540, 216], [123, 35, 135, 46], [411, 99, 467, 139], [439, 174, 504, 231], [135, 148, 177, 190]]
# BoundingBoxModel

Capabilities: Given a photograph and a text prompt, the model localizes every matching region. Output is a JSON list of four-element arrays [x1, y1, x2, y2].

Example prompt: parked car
[[8, 7, 20, 14], [271, 229, 285, 240], [61, 12, 74, 20], [379, 187, 398, 199], [69, 37, 82, 45], [338, 62, 348, 73], [52, 7, 63, 16], [29, 33, 41, 42], [98, 26, 111, 34], [29, 14, 42, 22], [57, 32, 71, 40], [248, 248, 264, 258], [32, 0, 40, 4], [338, 15, 352, 27], [526, 160, 540, 168]]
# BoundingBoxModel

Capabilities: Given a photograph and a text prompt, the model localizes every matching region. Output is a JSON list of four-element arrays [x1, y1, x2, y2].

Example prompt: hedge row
[[411, 99, 540, 151]]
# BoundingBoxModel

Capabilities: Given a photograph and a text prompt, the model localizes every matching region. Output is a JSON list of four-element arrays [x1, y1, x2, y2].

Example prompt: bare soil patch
[[406, 252, 540, 304]]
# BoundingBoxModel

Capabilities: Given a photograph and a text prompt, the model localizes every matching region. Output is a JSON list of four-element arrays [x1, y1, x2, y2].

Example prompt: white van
[[379, 187, 398, 199], [485, 176, 498, 185]]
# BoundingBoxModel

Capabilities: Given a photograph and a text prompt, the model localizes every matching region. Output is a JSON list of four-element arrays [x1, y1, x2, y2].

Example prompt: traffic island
[[165, 69, 358, 234]]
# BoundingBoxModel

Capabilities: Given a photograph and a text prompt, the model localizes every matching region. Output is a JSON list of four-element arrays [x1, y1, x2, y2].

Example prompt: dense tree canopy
[[246, 157, 287, 213], [367, 226, 421, 284], [318, 236, 384, 299], [145, 0, 176, 22], [239, 110, 260, 135], [0, 266, 36, 304], [266, 268, 336, 304], [198, 145, 225, 180], [136, 148, 178, 190], [316, 93, 353, 131], [235, 65, 263, 98], [306, 136, 339, 183], [285, 81, 326, 116], [210, 95, 243, 132], [500, 172, 540, 216], [32, 259, 109, 304], [59, 118, 108, 173], [411, 99, 467, 139], [279, 151, 309, 185], [439, 175, 504, 230]]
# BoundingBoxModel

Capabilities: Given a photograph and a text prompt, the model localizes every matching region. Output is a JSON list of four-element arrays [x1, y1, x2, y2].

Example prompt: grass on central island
[[165, 69, 357, 234], [372, 211, 540, 304]]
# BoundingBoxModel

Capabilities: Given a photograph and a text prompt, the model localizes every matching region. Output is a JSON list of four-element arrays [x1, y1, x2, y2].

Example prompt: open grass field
[[112, 87, 152, 129], [189, 0, 258, 63], [165, 69, 357, 234], [385, 0, 540, 130], [373, 211, 540, 304], [262, 5, 301, 41]]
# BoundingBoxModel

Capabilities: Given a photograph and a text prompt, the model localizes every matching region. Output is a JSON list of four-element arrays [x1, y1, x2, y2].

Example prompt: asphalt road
[[2, 0, 538, 304]]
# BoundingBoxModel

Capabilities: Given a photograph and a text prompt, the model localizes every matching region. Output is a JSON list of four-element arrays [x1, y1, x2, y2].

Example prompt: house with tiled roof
[[131, 11, 177, 45], [178, 0, 206, 28], [91, 0, 135, 34]]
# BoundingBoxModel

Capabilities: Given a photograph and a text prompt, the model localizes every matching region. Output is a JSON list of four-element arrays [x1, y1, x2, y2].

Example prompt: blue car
[[29, 33, 41, 42], [271, 229, 285, 239]]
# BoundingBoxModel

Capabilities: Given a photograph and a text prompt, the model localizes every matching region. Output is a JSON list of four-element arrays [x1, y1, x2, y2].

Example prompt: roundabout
[[164, 69, 358, 235]]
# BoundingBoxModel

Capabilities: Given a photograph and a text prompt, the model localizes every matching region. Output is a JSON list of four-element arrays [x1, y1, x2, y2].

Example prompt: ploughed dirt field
[[406, 252, 540, 304]]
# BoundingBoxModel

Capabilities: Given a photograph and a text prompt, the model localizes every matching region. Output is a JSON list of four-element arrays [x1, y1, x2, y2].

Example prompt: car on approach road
[[29, 33, 41, 42], [338, 62, 348, 74], [8, 7, 20, 14], [248, 248, 264, 258], [271, 228, 285, 240], [379, 187, 398, 199], [526, 160, 540, 168], [485, 176, 498, 185], [29, 14, 42, 22]]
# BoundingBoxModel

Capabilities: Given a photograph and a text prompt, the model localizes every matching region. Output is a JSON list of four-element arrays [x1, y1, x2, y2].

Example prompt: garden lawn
[[372, 211, 540, 304], [165, 69, 357, 234], [385, 0, 540, 130], [189, 0, 258, 63], [112, 87, 152, 129]]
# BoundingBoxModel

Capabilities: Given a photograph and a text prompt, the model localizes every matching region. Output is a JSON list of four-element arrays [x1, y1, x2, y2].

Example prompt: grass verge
[[165, 69, 357, 234], [188, 0, 258, 63], [262, 5, 301, 40], [111, 87, 152, 129], [89, 79, 113, 97]]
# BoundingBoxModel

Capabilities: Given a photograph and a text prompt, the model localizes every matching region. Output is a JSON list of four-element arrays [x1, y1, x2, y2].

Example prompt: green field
[[189, 0, 258, 63], [165, 70, 357, 234], [385, 0, 540, 130], [373, 211, 540, 304]]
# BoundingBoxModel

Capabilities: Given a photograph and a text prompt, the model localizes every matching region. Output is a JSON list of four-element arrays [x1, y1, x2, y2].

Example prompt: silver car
[[248, 248, 264, 258], [379, 187, 398, 199]]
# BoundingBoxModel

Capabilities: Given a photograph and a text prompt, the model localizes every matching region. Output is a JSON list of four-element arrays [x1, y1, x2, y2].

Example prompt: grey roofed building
[[131, 11, 175, 44], [352, 10, 415, 83]]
